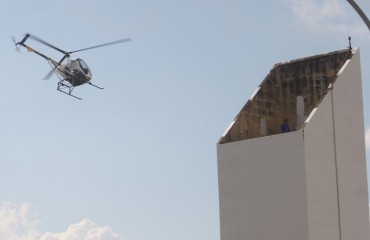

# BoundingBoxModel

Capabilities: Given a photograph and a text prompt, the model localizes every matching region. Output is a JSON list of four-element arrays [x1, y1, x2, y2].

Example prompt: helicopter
[[13, 33, 131, 100]]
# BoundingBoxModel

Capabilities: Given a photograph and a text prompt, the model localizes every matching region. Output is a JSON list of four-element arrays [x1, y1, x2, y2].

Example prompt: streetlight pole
[[346, 0, 370, 31]]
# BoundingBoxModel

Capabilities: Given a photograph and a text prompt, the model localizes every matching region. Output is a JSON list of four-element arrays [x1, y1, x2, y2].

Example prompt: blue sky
[[1, 0, 370, 239]]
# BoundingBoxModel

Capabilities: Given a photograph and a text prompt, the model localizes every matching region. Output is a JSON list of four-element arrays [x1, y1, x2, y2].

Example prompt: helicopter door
[[77, 58, 92, 79]]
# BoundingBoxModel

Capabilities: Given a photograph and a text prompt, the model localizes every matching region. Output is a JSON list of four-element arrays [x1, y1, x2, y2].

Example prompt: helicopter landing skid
[[88, 81, 104, 90], [57, 81, 82, 100]]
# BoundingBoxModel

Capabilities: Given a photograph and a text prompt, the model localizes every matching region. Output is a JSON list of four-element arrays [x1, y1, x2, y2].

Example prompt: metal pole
[[346, 0, 370, 31]]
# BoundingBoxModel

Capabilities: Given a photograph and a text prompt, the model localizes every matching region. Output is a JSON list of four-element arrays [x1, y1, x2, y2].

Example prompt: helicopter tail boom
[[15, 33, 56, 63], [15, 33, 67, 80]]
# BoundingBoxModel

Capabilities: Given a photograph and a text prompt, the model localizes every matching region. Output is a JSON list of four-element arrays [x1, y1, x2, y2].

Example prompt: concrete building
[[217, 48, 369, 240]]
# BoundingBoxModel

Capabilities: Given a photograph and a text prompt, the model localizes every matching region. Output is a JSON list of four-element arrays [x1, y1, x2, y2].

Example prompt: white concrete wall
[[304, 49, 369, 240], [304, 51, 370, 240], [331, 49, 369, 240], [303, 90, 341, 240], [217, 131, 309, 240]]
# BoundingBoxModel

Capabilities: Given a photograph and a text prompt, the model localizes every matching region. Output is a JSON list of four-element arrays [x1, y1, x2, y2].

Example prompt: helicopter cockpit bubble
[[76, 58, 92, 79]]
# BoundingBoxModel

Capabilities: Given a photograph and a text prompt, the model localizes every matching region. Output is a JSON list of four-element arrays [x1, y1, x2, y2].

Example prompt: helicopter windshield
[[77, 59, 91, 78]]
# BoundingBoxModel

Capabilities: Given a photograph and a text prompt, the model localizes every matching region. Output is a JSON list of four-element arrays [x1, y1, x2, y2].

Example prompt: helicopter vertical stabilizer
[[19, 34, 30, 45]]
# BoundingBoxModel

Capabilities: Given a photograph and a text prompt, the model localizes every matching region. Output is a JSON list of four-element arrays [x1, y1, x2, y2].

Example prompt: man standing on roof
[[281, 119, 291, 133]]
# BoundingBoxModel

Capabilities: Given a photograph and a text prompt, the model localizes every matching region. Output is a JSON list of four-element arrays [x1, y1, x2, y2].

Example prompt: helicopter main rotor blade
[[69, 38, 131, 54], [43, 68, 55, 80], [27, 33, 69, 55]]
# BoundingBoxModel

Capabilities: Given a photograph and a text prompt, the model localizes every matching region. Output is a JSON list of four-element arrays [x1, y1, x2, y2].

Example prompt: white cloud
[[366, 128, 370, 151], [40, 219, 122, 240], [0, 202, 39, 240], [0, 202, 123, 240], [282, 0, 368, 36]]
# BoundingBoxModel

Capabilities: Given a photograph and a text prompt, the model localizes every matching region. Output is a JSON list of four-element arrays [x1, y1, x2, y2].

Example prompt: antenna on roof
[[348, 36, 352, 50]]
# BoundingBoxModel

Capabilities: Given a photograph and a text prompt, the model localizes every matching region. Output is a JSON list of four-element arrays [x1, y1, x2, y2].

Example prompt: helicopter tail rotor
[[11, 36, 20, 52]]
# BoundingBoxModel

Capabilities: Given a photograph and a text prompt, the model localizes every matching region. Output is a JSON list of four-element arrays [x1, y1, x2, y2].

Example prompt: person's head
[[284, 119, 288, 124]]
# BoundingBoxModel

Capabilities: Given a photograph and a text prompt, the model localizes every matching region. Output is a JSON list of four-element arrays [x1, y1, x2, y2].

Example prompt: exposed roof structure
[[219, 48, 353, 144]]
